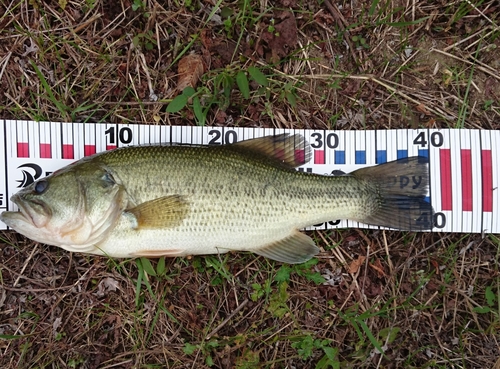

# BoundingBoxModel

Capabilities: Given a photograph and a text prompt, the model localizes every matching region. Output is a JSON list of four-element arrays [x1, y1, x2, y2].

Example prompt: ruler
[[1, 120, 498, 233]]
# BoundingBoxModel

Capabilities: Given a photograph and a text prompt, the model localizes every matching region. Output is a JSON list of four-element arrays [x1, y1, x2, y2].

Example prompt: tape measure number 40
[[0, 120, 498, 233]]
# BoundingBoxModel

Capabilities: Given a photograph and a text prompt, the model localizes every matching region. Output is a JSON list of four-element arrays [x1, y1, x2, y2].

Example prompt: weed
[[204, 255, 233, 285], [291, 334, 340, 368], [182, 339, 221, 367], [166, 65, 283, 125], [290, 258, 326, 285], [267, 281, 290, 318], [474, 284, 500, 332], [483, 100, 494, 110], [132, 0, 145, 12], [235, 348, 260, 368], [29, 57, 96, 121], [352, 35, 369, 50], [251, 279, 272, 301], [132, 31, 157, 51]]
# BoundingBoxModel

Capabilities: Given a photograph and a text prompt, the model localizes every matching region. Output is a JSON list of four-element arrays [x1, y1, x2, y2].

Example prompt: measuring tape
[[0, 120, 498, 233]]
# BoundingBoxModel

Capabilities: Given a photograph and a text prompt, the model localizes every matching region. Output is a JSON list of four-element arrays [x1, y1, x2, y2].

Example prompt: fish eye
[[101, 171, 116, 187], [34, 180, 49, 194]]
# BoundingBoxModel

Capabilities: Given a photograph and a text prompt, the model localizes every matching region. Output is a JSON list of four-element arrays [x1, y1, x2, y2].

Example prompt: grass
[[1, 0, 500, 367]]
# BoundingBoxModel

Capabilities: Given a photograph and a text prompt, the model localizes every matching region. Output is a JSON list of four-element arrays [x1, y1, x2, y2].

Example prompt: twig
[[360, 244, 370, 301], [462, 0, 499, 28], [206, 299, 249, 339], [323, 0, 361, 71], [13, 245, 38, 287], [63, 13, 102, 39], [0, 51, 12, 83], [443, 26, 493, 52], [431, 48, 500, 81]]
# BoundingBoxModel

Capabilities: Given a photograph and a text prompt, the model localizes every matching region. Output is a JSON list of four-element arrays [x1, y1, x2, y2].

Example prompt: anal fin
[[254, 231, 319, 264]]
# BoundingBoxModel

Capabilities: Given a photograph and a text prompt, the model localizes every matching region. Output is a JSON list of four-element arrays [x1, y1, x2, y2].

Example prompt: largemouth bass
[[0, 134, 433, 263]]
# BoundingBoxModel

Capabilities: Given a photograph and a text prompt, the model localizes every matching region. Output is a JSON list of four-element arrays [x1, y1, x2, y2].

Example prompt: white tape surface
[[1, 120, 498, 233]]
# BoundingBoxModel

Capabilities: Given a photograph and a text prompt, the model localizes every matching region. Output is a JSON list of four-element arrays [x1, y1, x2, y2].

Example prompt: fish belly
[[94, 209, 298, 258]]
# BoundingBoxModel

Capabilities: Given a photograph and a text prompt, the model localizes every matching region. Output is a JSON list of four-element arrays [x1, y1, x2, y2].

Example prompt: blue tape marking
[[355, 151, 366, 164], [397, 150, 408, 159], [418, 149, 429, 158], [376, 150, 387, 164], [335, 151, 345, 164]]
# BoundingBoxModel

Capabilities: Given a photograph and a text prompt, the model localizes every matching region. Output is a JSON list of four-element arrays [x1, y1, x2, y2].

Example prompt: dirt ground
[[0, 0, 499, 368]]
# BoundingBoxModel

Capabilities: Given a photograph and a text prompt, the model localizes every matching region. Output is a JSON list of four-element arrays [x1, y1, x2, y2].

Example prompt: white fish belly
[[95, 225, 294, 258]]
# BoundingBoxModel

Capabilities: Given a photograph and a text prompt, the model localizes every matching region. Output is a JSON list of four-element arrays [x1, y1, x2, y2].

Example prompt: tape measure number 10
[[0, 120, 498, 233]]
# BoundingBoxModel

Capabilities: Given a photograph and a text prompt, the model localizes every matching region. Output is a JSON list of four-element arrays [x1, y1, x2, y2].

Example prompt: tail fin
[[351, 157, 434, 231]]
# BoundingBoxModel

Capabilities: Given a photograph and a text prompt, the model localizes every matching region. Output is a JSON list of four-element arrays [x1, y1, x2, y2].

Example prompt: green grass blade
[[30, 60, 68, 116]]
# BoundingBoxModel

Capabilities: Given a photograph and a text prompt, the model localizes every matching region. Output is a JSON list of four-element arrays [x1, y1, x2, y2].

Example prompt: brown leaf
[[416, 103, 431, 115], [96, 277, 121, 297], [369, 258, 387, 278], [484, 77, 499, 99], [425, 118, 436, 128], [215, 110, 227, 124], [430, 259, 440, 275], [52, 317, 62, 337], [348, 255, 366, 274], [177, 54, 205, 92], [200, 29, 213, 49]]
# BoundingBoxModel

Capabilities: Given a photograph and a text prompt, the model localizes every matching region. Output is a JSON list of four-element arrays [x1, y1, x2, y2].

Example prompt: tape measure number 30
[[0, 120, 498, 233]]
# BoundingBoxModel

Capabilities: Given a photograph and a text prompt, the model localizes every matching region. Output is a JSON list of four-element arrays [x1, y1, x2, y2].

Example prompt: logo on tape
[[16, 163, 43, 188]]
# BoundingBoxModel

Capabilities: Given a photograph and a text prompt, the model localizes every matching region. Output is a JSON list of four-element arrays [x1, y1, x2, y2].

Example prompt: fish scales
[[98, 145, 369, 255]]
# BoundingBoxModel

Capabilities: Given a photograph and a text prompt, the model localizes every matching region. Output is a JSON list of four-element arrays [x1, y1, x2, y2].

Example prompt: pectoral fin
[[126, 195, 189, 229], [254, 231, 319, 264]]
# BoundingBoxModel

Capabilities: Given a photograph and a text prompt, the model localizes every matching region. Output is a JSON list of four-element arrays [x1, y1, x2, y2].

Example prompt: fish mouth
[[2, 194, 50, 228], [0, 209, 29, 228]]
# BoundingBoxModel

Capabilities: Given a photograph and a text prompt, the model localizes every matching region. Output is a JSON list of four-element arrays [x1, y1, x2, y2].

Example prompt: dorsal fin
[[231, 134, 311, 168]]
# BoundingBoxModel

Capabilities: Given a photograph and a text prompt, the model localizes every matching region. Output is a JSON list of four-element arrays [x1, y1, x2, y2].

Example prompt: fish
[[0, 134, 434, 264]]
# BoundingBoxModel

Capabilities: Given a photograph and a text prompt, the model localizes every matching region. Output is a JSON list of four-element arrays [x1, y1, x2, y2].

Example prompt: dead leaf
[[53, 317, 62, 337], [416, 103, 431, 115], [430, 259, 440, 275], [200, 29, 213, 49], [369, 258, 387, 278], [425, 118, 436, 127], [348, 255, 366, 274], [176, 54, 205, 92], [484, 76, 499, 99], [215, 110, 227, 124], [96, 277, 121, 297]]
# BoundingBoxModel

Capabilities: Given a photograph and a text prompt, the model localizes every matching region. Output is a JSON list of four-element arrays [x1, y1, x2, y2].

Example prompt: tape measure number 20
[[0, 120, 498, 233]]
